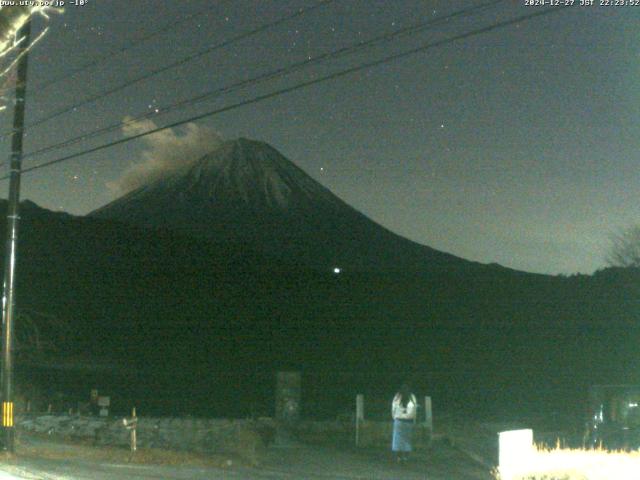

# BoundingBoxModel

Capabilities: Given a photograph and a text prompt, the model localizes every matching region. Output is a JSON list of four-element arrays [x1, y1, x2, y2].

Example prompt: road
[[0, 440, 493, 480]]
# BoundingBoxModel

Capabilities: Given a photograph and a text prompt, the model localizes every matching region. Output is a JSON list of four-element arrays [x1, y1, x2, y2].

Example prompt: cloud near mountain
[[107, 117, 224, 194]]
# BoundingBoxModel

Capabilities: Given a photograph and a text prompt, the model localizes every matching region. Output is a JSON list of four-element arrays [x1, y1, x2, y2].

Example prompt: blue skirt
[[392, 419, 414, 452]]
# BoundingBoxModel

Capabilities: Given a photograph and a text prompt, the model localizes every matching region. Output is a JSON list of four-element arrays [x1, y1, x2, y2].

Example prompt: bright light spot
[[522, 446, 640, 480], [499, 429, 534, 479], [499, 427, 640, 480], [0, 6, 56, 109], [333, 267, 341, 274]]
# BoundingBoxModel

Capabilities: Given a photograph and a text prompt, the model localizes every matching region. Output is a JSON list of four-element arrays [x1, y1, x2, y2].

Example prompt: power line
[[23, 0, 507, 161], [33, 2, 219, 92], [14, 5, 569, 178], [1, 5, 570, 182], [7, 0, 335, 136]]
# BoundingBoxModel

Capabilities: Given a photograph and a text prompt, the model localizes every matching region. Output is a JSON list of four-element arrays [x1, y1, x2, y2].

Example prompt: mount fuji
[[91, 138, 484, 272]]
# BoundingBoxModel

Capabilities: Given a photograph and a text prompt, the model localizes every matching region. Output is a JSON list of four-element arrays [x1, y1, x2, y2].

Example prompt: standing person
[[391, 383, 417, 463]]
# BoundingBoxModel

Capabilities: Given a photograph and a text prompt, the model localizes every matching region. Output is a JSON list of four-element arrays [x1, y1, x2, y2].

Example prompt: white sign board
[[498, 429, 534, 480]]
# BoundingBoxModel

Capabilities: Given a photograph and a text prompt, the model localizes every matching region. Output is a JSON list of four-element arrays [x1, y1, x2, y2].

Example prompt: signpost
[[122, 407, 138, 452]]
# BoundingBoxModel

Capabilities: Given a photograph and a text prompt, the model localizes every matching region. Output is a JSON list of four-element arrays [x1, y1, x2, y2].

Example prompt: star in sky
[[3, 1, 636, 275]]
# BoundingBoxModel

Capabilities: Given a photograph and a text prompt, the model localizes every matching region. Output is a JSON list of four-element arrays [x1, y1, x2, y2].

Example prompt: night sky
[[0, 0, 637, 275]]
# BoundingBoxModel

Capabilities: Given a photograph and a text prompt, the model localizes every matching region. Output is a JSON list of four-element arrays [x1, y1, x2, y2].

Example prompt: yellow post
[[2, 402, 13, 427]]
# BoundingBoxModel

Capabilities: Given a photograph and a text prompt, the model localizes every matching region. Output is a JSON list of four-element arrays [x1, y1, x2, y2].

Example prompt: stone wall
[[16, 414, 431, 455], [16, 414, 275, 461]]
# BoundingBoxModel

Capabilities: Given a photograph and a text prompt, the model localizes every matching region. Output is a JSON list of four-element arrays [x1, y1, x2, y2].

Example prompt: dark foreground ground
[[0, 433, 493, 480]]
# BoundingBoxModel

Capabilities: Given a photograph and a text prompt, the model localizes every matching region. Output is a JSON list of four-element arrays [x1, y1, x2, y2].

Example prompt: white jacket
[[391, 393, 417, 420]]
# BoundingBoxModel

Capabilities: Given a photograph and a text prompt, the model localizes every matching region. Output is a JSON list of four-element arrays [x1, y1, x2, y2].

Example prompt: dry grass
[[493, 445, 640, 480], [13, 432, 255, 469]]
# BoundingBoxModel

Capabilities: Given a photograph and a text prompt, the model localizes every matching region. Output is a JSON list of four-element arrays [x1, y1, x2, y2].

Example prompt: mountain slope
[[91, 138, 482, 272], [0, 200, 637, 418]]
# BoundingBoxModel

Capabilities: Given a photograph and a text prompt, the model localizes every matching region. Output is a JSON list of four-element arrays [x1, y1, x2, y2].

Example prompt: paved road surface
[[0, 440, 493, 479]]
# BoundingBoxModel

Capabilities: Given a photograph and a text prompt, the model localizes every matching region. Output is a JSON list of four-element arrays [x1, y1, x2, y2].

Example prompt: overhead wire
[[3, 0, 335, 137], [32, 1, 219, 92], [0, 4, 571, 181], [23, 0, 507, 161]]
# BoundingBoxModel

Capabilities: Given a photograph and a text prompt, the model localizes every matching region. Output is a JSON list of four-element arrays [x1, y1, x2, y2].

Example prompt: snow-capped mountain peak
[[90, 137, 471, 272]]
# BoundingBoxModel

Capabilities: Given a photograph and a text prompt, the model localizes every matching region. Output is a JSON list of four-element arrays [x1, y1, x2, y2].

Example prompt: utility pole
[[1, 19, 31, 452]]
